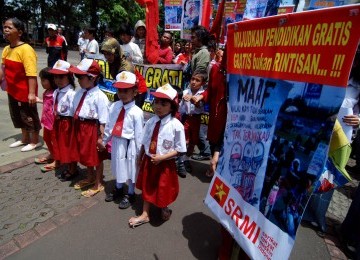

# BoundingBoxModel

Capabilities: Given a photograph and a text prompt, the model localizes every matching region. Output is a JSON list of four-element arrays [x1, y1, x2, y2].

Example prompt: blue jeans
[[198, 125, 211, 156]]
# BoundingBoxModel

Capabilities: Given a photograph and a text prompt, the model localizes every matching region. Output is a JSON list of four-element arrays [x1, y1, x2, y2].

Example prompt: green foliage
[[3, 0, 145, 45]]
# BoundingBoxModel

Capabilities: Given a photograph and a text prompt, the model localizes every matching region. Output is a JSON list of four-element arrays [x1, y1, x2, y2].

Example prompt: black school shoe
[[105, 187, 123, 202], [177, 160, 187, 178], [184, 160, 193, 173], [119, 194, 135, 209]]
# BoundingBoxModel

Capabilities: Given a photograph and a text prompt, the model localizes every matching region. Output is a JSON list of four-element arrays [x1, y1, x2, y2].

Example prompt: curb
[[0, 152, 48, 174], [0, 193, 101, 259], [0, 157, 102, 259]]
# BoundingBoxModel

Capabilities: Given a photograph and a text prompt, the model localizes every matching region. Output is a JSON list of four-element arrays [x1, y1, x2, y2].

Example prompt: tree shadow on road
[[182, 212, 221, 260]]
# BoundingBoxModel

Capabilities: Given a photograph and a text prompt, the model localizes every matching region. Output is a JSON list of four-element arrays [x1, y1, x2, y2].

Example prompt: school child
[[34, 67, 58, 172], [178, 70, 207, 175], [48, 60, 78, 179], [193, 52, 227, 178], [119, 24, 143, 64], [128, 83, 186, 228], [100, 71, 144, 208], [69, 58, 109, 197]]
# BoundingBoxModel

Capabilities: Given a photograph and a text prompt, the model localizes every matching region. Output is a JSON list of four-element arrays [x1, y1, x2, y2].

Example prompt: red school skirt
[[73, 119, 105, 167], [53, 116, 77, 163], [136, 155, 179, 208]]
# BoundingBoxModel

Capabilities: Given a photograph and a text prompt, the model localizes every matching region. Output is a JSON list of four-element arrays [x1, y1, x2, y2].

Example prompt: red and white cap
[[47, 24, 57, 30], [49, 60, 71, 74], [69, 59, 101, 77], [152, 83, 177, 101], [113, 71, 136, 89]]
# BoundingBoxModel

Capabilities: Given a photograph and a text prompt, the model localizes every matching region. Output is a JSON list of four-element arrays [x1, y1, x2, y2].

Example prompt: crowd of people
[[1, 17, 226, 228], [1, 16, 359, 258]]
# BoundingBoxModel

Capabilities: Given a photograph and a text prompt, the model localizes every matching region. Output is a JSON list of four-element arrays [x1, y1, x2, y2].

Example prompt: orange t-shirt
[[1, 43, 38, 102]]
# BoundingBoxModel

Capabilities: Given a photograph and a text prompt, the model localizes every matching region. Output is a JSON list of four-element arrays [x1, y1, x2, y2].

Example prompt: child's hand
[[191, 96, 200, 106], [36, 96, 43, 103], [192, 95, 203, 104], [183, 94, 192, 102], [150, 154, 163, 165], [343, 114, 360, 127], [97, 139, 105, 152]]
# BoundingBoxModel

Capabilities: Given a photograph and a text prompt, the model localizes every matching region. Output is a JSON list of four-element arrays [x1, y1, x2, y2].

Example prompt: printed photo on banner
[[181, 0, 201, 39], [165, 0, 183, 30], [205, 5, 360, 260]]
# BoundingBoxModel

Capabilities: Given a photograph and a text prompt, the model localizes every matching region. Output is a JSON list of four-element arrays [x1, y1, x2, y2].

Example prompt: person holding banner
[[179, 70, 207, 174], [101, 37, 133, 80], [129, 83, 186, 228], [131, 20, 146, 59], [174, 41, 192, 65], [157, 31, 174, 64], [189, 25, 212, 161], [119, 24, 143, 64], [341, 48, 360, 173], [193, 50, 227, 177]]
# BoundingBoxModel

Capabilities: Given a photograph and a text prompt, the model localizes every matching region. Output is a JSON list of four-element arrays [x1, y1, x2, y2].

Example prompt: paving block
[[0, 240, 20, 259], [34, 220, 57, 237], [13, 230, 39, 248], [51, 213, 71, 226], [67, 204, 86, 217]]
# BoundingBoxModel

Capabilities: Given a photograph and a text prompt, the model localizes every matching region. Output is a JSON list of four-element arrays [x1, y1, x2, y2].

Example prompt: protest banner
[[181, 0, 202, 39], [96, 61, 183, 102], [165, 0, 183, 30], [204, 5, 360, 259], [96, 61, 210, 124]]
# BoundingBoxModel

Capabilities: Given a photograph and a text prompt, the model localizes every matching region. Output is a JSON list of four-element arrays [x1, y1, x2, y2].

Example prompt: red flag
[[209, 0, 225, 43], [135, 0, 159, 64], [201, 0, 212, 29]]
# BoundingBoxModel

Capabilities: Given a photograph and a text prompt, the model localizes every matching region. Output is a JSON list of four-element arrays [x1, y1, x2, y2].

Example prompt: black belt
[[78, 117, 98, 123], [56, 115, 72, 120]]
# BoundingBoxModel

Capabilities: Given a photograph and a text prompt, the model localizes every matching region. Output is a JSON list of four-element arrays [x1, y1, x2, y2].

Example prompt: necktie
[[149, 120, 161, 154], [74, 90, 88, 119], [53, 92, 59, 116], [112, 107, 125, 137]]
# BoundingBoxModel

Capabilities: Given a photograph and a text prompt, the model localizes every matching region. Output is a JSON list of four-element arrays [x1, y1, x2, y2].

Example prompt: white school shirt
[[103, 100, 144, 147], [71, 86, 109, 124], [179, 86, 205, 115], [85, 39, 99, 58], [77, 38, 88, 53], [120, 42, 143, 64], [53, 85, 75, 116], [142, 114, 186, 157]]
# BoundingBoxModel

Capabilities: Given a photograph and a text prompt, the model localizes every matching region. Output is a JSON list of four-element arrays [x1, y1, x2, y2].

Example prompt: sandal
[[35, 157, 53, 164], [129, 216, 150, 228], [40, 164, 57, 173], [74, 179, 96, 190], [161, 207, 172, 221], [81, 185, 104, 197], [60, 170, 79, 182]]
